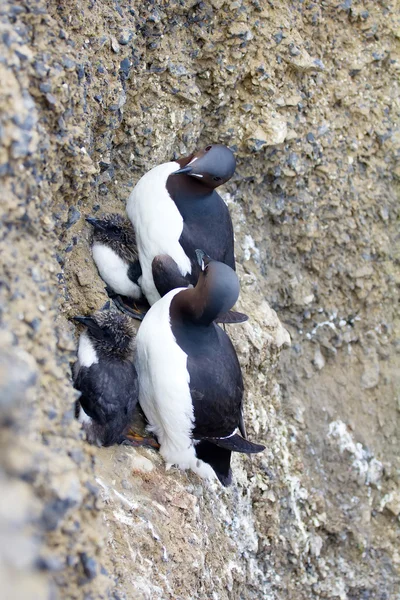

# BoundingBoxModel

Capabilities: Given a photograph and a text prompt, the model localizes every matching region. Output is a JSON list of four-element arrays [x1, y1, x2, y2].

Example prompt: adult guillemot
[[135, 251, 264, 485], [126, 144, 247, 323]]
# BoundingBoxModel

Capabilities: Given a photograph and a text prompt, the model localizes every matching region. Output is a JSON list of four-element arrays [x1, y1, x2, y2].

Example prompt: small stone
[[289, 43, 301, 56], [339, 0, 352, 11], [381, 492, 400, 517], [76, 64, 85, 81], [317, 124, 329, 137], [66, 206, 81, 229], [45, 93, 57, 107], [121, 479, 133, 491], [273, 31, 283, 44], [313, 345, 325, 370], [110, 37, 120, 53], [37, 556, 64, 571], [34, 61, 48, 77], [27, 317, 41, 332], [62, 57, 75, 70], [120, 57, 131, 75], [285, 95, 302, 106], [288, 152, 299, 171], [39, 82, 52, 93], [361, 349, 380, 389], [68, 449, 84, 465], [11, 133, 31, 158], [372, 51, 385, 61], [168, 63, 189, 77], [247, 118, 287, 150], [117, 29, 134, 45], [129, 454, 154, 473], [148, 64, 166, 74], [99, 161, 111, 172], [76, 267, 93, 287], [41, 498, 75, 531], [0, 347, 37, 421], [354, 265, 374, 278], [313, 58, 325, 70], [97, 166, 114, 185], [79, 553, 97, 581], [170, 492, 197, 511], [85, 482, 99, 498]]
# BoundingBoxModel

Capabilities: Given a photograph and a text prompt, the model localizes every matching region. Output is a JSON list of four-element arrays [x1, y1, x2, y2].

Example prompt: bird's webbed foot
[[121, 430, 160, 450], [105, 287, 149, 321]]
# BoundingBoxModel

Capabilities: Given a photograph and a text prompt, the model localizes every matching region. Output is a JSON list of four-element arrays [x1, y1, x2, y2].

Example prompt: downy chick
[[87, 213, 143, 301], [73, 308, 139, 446]]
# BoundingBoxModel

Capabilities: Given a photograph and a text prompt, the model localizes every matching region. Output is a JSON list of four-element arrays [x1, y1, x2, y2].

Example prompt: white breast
[[78, 404, 92, 425], [126, 162, 192, 306], [78, 332, 98, 368], [135, 290, 216, 481], [92, 243, 141, 299]]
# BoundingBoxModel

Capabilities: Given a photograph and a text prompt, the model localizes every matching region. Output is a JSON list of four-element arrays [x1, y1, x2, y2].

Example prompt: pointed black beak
[[73, 316, 95, 327], [195, 249, 206, 267], [86, 216, 108, 232], [173, 165, 193, 176], [195, 249, 212, 270]]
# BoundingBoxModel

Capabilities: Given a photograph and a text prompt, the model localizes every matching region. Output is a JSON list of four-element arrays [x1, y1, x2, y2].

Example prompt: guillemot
[[126, 144, 247, 323], [86, 214, 145, 317], [135, 251, 264, 485], [72, 308, 157, 448]]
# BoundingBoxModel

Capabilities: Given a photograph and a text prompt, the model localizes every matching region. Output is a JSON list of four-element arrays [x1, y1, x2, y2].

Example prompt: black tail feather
[[216, 310, 249, 324], [195, 440, 232, 486], [201, 434, 265, 454]]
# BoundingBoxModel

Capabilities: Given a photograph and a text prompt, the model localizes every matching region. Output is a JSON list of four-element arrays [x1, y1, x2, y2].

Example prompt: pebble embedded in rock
[[117, 30, 134, 45], [66, 206, 81, 229], [79, 553, 97, 581]]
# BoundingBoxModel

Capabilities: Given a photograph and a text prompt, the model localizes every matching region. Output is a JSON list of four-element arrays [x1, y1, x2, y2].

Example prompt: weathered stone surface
[[0, 0, 399, 598]]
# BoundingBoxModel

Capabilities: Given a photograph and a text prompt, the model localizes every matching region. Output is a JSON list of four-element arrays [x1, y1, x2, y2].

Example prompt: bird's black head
[[172, 144, 236, 190], [73, 309, 136, 359], [193, 250, 240, 325], [86, 213, 137, 263]]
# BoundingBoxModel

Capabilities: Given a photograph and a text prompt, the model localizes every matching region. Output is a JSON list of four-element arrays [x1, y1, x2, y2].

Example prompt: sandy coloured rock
[[0, 0, 399, 598]]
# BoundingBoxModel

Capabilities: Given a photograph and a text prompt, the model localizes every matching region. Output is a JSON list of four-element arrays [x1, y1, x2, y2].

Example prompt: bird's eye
[[205, 145, 212, 152], [213, 176, 221, 182]]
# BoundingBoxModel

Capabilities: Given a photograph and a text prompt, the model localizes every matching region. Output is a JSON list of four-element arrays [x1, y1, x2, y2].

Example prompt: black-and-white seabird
[[72, 308, 157, 448], [135, 251, 264, 485], [87, 213, 143, 300], [126, 144, 247, 323]]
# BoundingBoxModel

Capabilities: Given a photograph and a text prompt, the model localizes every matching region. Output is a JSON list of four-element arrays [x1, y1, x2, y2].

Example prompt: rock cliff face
[[1, 0, 399, 598]]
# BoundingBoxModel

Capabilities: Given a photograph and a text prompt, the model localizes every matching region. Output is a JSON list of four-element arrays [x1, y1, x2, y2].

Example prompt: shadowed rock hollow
[[0, 0, 399, 598]]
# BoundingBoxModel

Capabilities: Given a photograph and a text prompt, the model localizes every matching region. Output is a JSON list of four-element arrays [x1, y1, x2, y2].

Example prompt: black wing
[[152, 254, 191, 297], [74, 361, 138, 426], [177, 191, 236, 273], [188, 325, 244, 439]]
